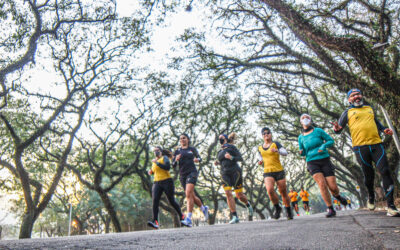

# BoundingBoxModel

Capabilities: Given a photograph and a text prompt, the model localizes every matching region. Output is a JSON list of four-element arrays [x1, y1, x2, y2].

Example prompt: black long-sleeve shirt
[[173, 146, 201, 176], [216, 144, 243, 173]]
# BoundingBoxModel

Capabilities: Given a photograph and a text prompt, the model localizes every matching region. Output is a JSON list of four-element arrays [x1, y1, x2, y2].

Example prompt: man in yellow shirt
[[288, 189, 299, 216], [299, 187, 310, 215], [333, 89, 399, 217]]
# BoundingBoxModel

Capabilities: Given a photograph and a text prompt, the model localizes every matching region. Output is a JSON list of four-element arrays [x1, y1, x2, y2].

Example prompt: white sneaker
[[181, 217, 192, 227], [387, 207, 400, 217], [229, 216, 239, 224]]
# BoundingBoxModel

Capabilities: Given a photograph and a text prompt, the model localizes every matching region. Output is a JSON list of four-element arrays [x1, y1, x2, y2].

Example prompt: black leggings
[[354, 143, 394, 206], [152, 178, 183, 221]]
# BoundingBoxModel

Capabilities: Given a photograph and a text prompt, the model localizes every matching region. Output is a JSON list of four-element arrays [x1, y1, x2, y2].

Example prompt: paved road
[[1, 210, 400, 249]]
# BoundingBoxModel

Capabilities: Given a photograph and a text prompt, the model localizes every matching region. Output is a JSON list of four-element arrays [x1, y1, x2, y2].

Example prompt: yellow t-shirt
[[258, 142, 284, 173], [299, 190, 309, 202], [289, 191, 298, 202], [151, 156, 171, 182], [339, 106, 383, 147]]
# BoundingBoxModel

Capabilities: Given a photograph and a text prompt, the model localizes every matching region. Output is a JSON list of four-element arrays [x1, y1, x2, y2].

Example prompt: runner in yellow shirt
[[288, 190, 300, 216], [299, 187, 310, 215], [257, 127, 293, 220]]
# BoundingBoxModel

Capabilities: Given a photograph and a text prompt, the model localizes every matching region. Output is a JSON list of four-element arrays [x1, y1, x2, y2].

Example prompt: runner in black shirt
[[173, 134, 209, 227], [215, 133, 253, 224]]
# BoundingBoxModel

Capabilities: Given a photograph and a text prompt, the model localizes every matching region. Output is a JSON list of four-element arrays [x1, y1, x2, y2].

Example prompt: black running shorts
[[306, 157, 335, 177], [263, 170, 285, 181], [180, 171, 198, 190]]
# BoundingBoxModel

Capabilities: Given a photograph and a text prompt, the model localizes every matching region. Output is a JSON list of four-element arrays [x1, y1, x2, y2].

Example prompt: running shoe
[[272, 206, 282, 220], [286, 207, 293, 220], [367, 200, 375, 211], [247, 204, 254, 217], [203, 206, 209, 222], [229, 216, 239, 224], [181, 217, 193, 227], [147, 220, 159, 229], [325, 208, 336, 218], [387, 206, 400, 217]]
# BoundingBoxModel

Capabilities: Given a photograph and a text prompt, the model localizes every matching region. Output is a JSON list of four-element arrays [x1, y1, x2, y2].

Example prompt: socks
[[231, 211, 238, 217], [187, 212, 192, 219], [200, 205, 205, 212]]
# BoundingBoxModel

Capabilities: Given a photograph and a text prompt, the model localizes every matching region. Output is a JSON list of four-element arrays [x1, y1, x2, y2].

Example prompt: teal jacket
[[298, 128, 334, 162]]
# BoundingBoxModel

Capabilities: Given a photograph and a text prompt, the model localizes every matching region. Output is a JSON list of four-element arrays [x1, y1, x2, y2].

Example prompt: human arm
[[318, 129, 334, 152], [225, 146, 243, 162], [156, 156, 171, 171], [274, 142, 288, 156], [333, 110, 348, 134], [373, 112, 393, 135], [257, 148, 263, 165], [298, 136, 306, 156], [192, 147, 202, 163]]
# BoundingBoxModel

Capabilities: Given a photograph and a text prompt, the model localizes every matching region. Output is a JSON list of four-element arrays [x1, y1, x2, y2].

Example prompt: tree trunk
[[98, 190, 121, 232], [19, 210, 37, 239], [209, 196, 219, 225]]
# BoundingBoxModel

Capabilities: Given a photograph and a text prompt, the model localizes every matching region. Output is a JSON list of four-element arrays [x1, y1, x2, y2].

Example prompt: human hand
[[152, 159, 157, 163], [194, 158, 200, 163], [175, 154, 182, 161], [270, 148, 278, 153], [331, 121, 342, 132], [224, 152, 232, 160], [258, 160, 263, 165], [384, 128, 393, 135], [148, 169, 153, 175]]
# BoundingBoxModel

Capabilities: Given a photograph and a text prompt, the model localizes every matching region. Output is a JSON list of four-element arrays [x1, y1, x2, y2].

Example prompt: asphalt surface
[[1, 210, 400, 249]]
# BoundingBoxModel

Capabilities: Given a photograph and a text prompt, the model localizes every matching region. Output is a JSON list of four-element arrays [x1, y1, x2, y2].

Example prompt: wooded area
[[0, 0, 398, 239]]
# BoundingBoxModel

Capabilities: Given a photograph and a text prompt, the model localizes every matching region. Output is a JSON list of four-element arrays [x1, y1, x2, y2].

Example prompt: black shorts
[[263, 170, 285, 181], [221, 169, 243, 192], [291, 201, 298, 207], [302, 201, 309, 206], [307, 157, 335, 177], [180, 171, 198, 190]]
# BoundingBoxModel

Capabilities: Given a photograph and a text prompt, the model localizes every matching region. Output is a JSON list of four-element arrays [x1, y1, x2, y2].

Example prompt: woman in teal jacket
[[298, 114, 347, 218]]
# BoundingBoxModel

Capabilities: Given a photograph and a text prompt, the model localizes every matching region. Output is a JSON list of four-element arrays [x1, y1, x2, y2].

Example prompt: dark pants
[[354, 143, 394, 206], [152, 178, 183, 221]]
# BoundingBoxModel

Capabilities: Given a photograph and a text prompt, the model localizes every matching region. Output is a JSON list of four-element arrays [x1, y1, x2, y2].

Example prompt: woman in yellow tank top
[[257, 127, 293, 220]]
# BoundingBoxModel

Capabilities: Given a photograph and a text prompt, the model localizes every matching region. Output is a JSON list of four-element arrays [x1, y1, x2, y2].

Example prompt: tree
[[174, 1, 397, 202], [0, 0, 114, 110]]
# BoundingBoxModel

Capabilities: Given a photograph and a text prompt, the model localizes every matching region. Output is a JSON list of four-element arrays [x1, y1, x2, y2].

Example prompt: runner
[[288, 189, 300, 216], [299, 187, 310, 215], [257, 127, 293, 220], [173, 133, 209, 227], [333, 88, 400, 216], [298, 114, 348, 218], [215, 133, 253, 224], [148, 146, 189, 229], [347, 199, 352, 209]]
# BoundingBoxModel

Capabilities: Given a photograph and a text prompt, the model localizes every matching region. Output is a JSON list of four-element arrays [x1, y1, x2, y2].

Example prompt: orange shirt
[[299, 190, 309, 202], [289, 191, 298, 202]]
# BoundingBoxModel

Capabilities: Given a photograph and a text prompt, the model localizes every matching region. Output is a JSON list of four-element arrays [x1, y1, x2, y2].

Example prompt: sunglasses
[[262, 131, 271, 135]]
